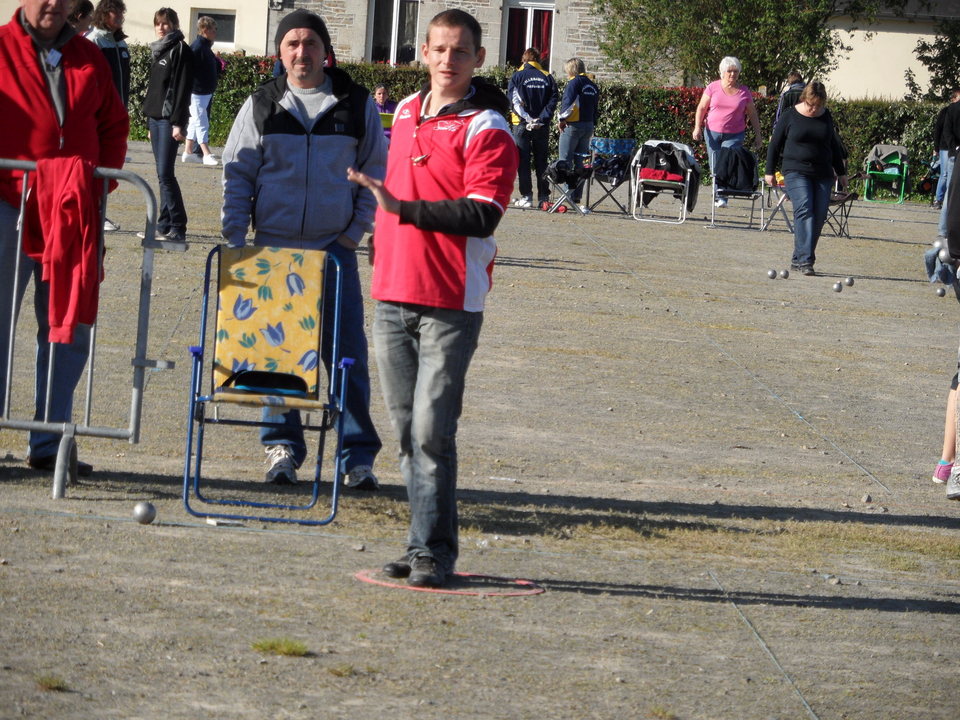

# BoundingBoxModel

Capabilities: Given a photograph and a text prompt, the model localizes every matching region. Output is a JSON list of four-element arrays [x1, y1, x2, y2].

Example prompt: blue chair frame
[[183, 245, 352, 525]]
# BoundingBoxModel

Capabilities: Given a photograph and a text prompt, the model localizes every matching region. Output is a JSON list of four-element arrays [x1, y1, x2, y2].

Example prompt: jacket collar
[[263, 64, 355, 103]]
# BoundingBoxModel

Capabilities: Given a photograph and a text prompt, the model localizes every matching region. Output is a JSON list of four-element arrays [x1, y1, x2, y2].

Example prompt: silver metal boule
[[767, 269, 777, 279], [933, 239, 943, 249], [939, 247, 953, 263], [779, 269, 789, 279], [833, 282, 843, 292], [844, 277, 854, 286], [937, 287, 947, 297], [133, 501, 157, 525]]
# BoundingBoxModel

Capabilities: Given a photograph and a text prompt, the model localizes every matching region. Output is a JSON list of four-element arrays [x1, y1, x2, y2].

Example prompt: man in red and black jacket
[[0, 0, 128, 475], [348, 9, 518, 589]]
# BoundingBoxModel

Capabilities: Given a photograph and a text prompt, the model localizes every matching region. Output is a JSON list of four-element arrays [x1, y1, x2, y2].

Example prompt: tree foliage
[[593, 0, 912, 93], [909, 18, 960, 101]]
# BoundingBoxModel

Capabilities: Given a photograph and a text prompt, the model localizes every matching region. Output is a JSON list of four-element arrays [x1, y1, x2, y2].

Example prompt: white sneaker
[[578, 205, 591, 214], [202, 154, 220, 167], [947, 465, 960, 500], [343, 464, 379, 491], [264, 445, 297, 484], [714, 198, 728, 208], [513, 196, 532, 208], [181, 151, 201, 164], [103, 218, 120, 232]]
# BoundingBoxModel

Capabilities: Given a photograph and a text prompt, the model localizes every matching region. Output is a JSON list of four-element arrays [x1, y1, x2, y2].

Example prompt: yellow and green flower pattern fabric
[[213, 246, 325, 395]]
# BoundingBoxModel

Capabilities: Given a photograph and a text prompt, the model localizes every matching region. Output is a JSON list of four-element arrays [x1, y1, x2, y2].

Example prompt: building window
[[193, 10, 235, 46], [503, 2, 555, 71], [370, 0, 419, 65]]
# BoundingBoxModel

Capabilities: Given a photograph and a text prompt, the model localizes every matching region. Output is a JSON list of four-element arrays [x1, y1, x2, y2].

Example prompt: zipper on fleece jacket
[[299, 132, 310, 240]]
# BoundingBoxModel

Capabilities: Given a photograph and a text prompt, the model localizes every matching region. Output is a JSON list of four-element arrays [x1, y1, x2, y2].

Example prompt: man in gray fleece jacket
[[220, 9, 387, 490]]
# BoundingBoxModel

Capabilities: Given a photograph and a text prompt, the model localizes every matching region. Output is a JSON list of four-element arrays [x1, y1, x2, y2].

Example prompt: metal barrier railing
[[0, 159, 185, 497]]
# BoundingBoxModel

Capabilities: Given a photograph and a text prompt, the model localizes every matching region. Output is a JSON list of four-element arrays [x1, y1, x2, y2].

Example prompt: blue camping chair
[[183, 245, 352, 525]]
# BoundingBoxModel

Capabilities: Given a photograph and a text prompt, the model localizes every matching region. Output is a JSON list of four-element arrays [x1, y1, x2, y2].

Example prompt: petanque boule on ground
[[133, 501, 157, 524]]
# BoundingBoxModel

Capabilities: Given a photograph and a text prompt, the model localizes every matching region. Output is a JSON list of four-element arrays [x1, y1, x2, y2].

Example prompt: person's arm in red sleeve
[[398, 113, 519, 236]]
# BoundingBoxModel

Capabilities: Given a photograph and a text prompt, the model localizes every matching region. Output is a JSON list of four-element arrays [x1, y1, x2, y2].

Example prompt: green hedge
[[128, 45, 941, 195]]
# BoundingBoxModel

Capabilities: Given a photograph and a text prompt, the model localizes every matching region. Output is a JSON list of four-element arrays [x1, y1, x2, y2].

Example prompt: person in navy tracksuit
[[558, 58, 599, 206], [507, 47, 557, 209]]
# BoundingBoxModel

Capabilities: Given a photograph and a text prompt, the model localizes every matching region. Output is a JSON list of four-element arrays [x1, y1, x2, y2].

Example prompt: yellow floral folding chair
[[183, 245, 351, 524]]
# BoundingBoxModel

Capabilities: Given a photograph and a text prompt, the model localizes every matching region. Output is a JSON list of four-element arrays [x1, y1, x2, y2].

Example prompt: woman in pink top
[[692, 56, 762, 204]]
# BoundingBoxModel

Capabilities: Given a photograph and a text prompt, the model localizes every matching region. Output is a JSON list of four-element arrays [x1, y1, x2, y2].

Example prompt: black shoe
[[27, 454, 93, 477], [408, 556, 447, 588], [382, 559, 411, 578], [800, 265, 816, 276], [162, 231, 186, 243], [933, 201, 943, 210], [789, 264, 801, 271]]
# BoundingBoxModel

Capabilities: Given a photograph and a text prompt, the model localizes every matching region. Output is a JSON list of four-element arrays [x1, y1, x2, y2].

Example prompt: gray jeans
[[373, 301, 482, 572]]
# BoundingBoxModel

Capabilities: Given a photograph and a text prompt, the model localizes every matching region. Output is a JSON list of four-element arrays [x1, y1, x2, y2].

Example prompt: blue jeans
[[936, 149, 952, 203], [373, 301, 483, 573], [512, 124, 551, 202], [785, 172, 833, 268], [260, 240, 381, 472], [148, 117, 187, 235], [704, 128, 745, 176], [940, 154, 955, 237], [559, 122, 594, 202], [0, 200, 91, 459]]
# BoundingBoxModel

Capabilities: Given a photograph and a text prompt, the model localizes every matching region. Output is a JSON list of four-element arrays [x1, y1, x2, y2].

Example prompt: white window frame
[[367, 0, 420, 65], [500, 1, 556, 70], [192, 8, 236, 51]]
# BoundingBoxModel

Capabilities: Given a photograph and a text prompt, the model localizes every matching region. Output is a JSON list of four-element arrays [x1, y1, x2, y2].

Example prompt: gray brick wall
[[268, 0, 619, 78]]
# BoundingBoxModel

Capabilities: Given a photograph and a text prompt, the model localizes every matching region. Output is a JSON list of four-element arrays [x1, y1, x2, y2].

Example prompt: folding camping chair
[[183, 245, 352, 525], [584, 138, 636, 214], [863, 144, 908, 203], [825, 189, 857, 238], [631, 140, 701, 224], [709, 146, 765, 228], [544, 159, 590, 214], [761, 179, 856, 239], [760, 177, 792, 233]]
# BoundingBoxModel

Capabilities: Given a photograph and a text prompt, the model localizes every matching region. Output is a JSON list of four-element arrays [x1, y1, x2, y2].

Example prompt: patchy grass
[[647, 706, 677, 720], [35, 674, 69, 692], [327, 663, 356, 677], [251, 637, 309, 657], [317, 490, 960, 584]]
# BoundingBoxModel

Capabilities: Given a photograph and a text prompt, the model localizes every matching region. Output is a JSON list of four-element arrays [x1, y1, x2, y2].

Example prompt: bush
[[127, 47, 942, 197]]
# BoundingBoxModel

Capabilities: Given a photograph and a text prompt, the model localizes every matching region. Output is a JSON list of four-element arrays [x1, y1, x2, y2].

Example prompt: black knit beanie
[[274, 9, 331, 55]]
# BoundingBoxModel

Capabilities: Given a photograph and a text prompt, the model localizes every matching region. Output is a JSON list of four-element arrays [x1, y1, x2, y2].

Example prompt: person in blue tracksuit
[[557, 58, 599, 206], [507, 47, 557, 209]]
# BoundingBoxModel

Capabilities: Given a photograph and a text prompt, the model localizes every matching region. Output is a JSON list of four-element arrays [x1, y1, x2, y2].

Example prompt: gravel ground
[[1, 142, 958, 719]]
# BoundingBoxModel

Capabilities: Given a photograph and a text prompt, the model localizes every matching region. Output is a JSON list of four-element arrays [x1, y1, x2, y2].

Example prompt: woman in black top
[[142, 7, 193, 242], [765, 81, 847, 276]]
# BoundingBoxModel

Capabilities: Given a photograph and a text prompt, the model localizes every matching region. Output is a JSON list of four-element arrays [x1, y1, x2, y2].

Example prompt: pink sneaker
[[933, 462, 953, 484]]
